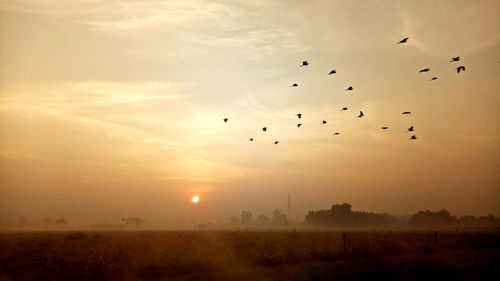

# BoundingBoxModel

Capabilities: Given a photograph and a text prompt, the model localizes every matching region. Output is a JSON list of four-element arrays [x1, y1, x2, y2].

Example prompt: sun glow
[[191, 195, 200, 204]]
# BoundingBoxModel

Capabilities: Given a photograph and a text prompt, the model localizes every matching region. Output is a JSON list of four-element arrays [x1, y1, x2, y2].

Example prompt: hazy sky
[[1, 0, 499, 227]]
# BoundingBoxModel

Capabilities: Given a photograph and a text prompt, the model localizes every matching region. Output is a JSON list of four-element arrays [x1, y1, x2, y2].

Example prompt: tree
[[409, 209, 457, 227], [54, 218, 68, 228], [41, 217, 53, 228], [256, 215, 270, 225], [17, 216, 27, 229], [122, 217, 151, 229], [230, 216, 240, 224], [305, 203, 385, 226], [240, 210, 253, 224], [272, 209, 287, 225], [331, 203, 352, 214]]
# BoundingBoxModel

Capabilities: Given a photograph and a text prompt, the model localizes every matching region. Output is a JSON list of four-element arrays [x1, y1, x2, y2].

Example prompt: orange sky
[[1, 0, 499, 227]]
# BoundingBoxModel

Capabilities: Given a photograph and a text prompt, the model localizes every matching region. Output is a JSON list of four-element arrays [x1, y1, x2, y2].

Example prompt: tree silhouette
[[409, 210, 457, 227], [17, 216, 27, 229], [272, 209, 287, 225], [230, 216, 240, 225], [54, 218, 68, 228], [122, 217, 151, 229], [240, 210, 253, 224], [256, 215, 270, 225], [306, 203, 387, 226], [41, 217, 52, 228]]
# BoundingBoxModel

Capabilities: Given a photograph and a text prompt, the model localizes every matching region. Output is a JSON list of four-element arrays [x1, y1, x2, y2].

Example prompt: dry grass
[[0, 230, 499, 280]]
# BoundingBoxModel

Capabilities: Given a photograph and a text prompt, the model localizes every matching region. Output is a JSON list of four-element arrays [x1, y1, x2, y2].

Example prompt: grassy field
[[0, 230, 499, 281]]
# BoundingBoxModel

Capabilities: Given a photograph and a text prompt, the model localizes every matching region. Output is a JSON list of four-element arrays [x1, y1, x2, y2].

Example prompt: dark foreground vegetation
[[1, 230, 499, 281]]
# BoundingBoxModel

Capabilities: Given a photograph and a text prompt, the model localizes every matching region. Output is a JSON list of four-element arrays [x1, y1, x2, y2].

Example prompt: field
[[1, 230, 499, 281]]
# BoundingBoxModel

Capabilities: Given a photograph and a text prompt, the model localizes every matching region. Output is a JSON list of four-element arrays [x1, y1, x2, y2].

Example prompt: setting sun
[[191, 195, 200, 204]]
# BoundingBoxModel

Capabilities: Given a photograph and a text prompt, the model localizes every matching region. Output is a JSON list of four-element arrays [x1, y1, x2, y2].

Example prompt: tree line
[[229, 209, 288, 225], [305, 203, 500, 229]]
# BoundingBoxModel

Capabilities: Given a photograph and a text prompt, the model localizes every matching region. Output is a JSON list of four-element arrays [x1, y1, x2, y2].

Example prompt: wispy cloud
[[1, 81, 189, 106], [0, 81, 189, 147]]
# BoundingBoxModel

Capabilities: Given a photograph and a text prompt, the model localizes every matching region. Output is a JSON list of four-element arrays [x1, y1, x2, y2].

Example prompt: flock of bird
[[223, 37, 466, 145]]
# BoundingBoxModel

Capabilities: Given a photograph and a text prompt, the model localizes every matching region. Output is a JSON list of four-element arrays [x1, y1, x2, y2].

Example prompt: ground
[[0, 230, 498, 280]]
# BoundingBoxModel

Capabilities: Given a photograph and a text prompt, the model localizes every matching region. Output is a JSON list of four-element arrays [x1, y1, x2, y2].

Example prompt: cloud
[[0, 81, 189, 147], [1, 0, 312, 57], [0, 0, 238, 31], [0, 80, 189, 105]]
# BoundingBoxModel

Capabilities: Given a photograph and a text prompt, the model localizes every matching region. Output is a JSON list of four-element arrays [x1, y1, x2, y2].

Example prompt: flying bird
[[341, 107, 348, 111], [397, 37, 409, 44], [297, 123, 302, 128], [410, 135, 417, 140], [456, 66, 465, 73], [450, 56, 460, 62], [381, 126, 389, 130], [329, 70, 337, 75], [321, 120, 327, 124], [291, 83, 298, 87], [407, 126, 414, 132], [223, 118, 228, 122], [419, 68, 430, 73], [346, 86, 353, 91], [402, 112, 411, 115], [274, 141, 279, 145], [249, 138, 254, 142], [301, 61, 309, 67], [296, 113, 302, 119], [430, 77, 438, 81], [262, 127, 267, 132], [333, 132, 340, 136], [358, 111, 364, 118]]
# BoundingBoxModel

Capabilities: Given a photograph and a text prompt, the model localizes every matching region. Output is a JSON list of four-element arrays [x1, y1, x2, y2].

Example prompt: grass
[[0, 230, 498, 280]]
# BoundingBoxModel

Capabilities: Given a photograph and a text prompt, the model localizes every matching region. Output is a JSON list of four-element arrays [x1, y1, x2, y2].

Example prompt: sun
[[191, 195, 200, 204]]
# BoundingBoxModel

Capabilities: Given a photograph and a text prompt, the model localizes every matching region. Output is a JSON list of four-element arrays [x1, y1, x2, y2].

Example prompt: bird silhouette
[[223, 118, 228, 122], [407, 126, 414, 132], [249, 138, 254, 141], [358, 111, 364, 118], [274, 141, 279, 145], [262, 127, 267, 132], [333, 132, 340, 136], [381, 126, 389, 130], [419, 68, 430, 73], [450, 56, 460, 62], [346, 86, 353, 91], [430, 77, 438, 81], [297, 113, 302, 119], [402, 112, 411, 115], [397, 37, 409, 44], [291, 83, 298, 87], [321, 120, 327, 125], [329, 70, 337, 75], [301, 61, 309, 67], [341, 107, 348, 111], [456, 66, 465, 73], [410, 135, 417, 140], [297, 123, 302, 128]]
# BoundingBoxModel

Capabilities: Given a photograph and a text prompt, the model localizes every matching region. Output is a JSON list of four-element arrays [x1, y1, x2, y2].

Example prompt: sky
[[0, 0, 499, 228]]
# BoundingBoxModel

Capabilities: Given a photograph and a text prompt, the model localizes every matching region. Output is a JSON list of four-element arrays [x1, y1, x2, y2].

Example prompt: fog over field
[[1, 0, 499, 229]]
